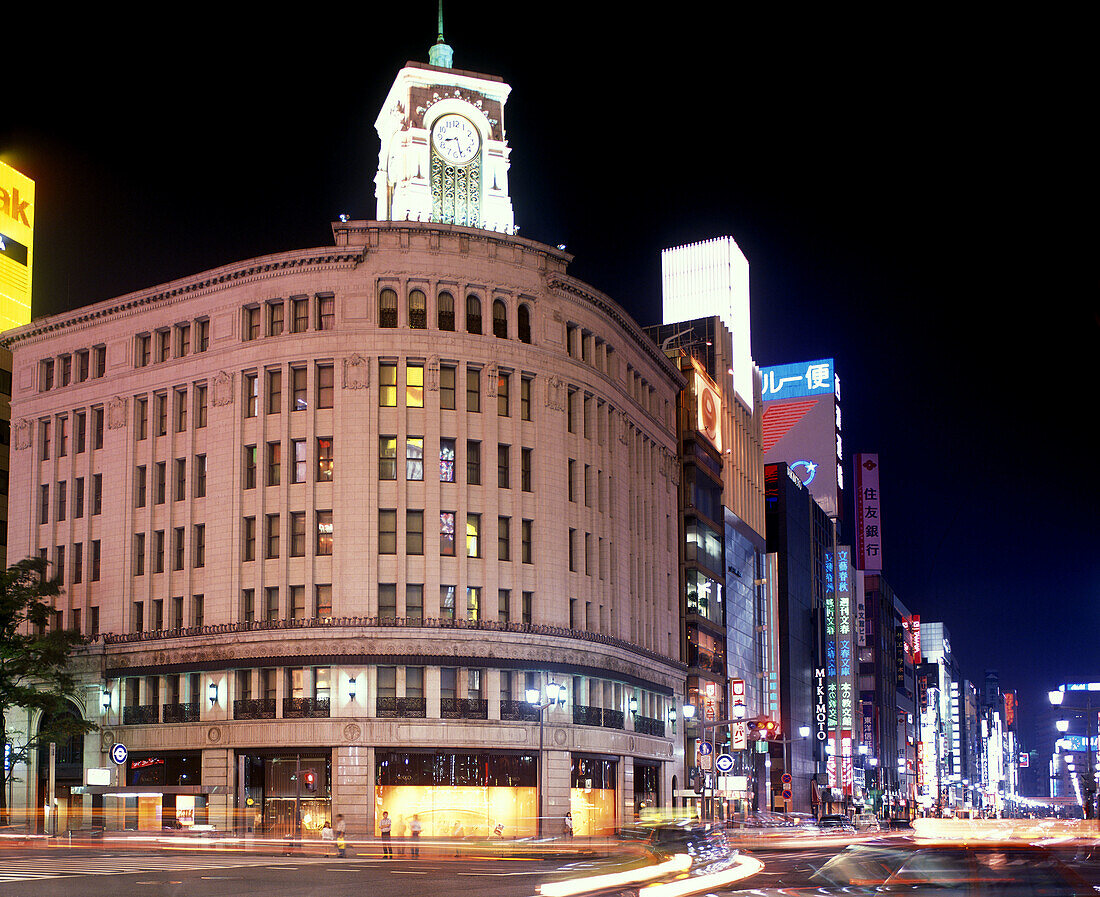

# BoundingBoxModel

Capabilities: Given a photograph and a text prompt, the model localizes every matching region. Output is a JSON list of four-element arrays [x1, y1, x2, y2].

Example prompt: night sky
[[4, 5, 1096, 764]]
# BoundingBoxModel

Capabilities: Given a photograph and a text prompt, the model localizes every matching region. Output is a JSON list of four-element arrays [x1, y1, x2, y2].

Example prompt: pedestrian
[[563, 811, 573, 838], [409, 814, 422, 858], [335, 814, 347, 858], [380, 810, 392, 858], [321, 820, 334, 856]]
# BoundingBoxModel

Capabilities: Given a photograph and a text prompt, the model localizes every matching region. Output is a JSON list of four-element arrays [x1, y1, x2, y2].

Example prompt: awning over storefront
[[71, 785, 226, 797]]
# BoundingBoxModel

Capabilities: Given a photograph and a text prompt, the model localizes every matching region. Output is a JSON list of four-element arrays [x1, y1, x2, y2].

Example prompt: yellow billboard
[[0, 161, 34, 331]]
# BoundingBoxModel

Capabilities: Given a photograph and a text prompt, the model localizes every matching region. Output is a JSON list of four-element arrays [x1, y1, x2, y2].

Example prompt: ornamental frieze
[[107, 396, 128, 430], [211, 371, 235, 407], [343, 354, 370, 389]]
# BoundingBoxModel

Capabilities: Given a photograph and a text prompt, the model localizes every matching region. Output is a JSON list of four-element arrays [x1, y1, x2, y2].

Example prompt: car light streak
[[639, 853, 765, 896], [538, 853, 692, 896]]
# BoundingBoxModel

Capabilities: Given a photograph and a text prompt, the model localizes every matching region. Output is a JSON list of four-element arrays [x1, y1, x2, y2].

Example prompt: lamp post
[[1050, 686, 1097, 819], [527, 681, 566, 838]]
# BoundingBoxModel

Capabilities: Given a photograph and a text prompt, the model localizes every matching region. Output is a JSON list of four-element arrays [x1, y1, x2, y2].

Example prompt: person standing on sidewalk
[[563, 811, 573, 838], [379, 811, 392, 858], [334, 814, 347, 858], [409, 814, 422, 858]]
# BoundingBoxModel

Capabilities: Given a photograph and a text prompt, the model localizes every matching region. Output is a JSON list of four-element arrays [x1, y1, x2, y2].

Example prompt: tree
[[1, 558, 96, 824]]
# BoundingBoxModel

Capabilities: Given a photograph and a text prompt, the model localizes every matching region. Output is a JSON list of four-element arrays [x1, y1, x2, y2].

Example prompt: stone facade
[[4, 221, 686, 837]]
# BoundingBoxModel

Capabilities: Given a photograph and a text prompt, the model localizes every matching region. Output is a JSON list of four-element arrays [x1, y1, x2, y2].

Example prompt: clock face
[[432, 114, 480, 166]]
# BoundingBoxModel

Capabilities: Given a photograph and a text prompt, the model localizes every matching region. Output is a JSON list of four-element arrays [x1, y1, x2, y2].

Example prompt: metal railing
[[376, 697, 426, 719], [122, 704, 159, 725], [283, 697, 331, 719], [162, 702, 200, 723], [234, 698, 276, 720], [633, 715, 665, 737], [440, 698, 488, 720]]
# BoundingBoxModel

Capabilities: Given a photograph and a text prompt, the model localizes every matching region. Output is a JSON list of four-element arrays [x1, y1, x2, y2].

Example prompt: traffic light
[[747, 719, 780, 740], [302, 768, 317, 793]]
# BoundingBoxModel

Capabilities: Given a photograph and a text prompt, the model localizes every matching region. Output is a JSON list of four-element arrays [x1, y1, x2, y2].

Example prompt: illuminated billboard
[[762, 358, 842, 518], [692, 367, 723, 452], [0, 161, 34, 330], [853, 453, 883, 571]]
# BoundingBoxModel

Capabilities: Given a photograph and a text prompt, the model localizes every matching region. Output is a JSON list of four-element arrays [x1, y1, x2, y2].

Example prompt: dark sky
[[4, 5, 1096, 755]]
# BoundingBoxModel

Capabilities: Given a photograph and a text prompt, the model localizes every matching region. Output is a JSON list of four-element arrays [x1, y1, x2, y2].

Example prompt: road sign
[[781, 772, 792, 785], [110, 743, 128, 765], [698, 741, 713, 756], [715, 753, 735, 773], [782, 789, 793, 801]]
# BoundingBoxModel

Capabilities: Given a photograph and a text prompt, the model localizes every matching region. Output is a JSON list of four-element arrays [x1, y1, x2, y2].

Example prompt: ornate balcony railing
[[376, 697, 426, 719], [602, 709, 625, 730], [283, 697, 331, 719], [500, 700, 540, 722], [162, 702, 200, 723], [122, 704, 159, 725], [234, 698, 276, 720], [573, 704, 603, 727], [440, 698, 488, 720], [633, 715, 665, 737]]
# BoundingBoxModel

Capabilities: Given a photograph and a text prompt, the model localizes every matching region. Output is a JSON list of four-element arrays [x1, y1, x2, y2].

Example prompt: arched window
[[379, 289, 398, 328], [492, 300, 508, 339], [466, 295, 482, 334], [438, 292, 455, 331], [518, 304, 532, 344], [409, 290, 427, 330]]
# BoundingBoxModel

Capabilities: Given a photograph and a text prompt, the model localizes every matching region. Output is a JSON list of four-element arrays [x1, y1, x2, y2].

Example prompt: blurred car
[[853, 812, 884, 832], [817, 813, 857, 833], [810, 841, 1091, 894], [618, 822, 733, 863]]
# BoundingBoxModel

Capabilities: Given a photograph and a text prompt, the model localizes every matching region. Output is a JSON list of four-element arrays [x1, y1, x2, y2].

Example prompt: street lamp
[[1049, 686, 1097, 820], [527, 681, 567, 838]]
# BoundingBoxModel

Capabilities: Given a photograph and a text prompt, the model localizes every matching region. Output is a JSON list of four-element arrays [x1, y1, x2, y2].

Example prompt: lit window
[[408, 290, 426, 329], [379, 362, 397, 407], [466, 513, 481, 558], [439, 438, 456, 482], [406, 363, 424, 407], [379, 288, 397, 328], [406, 437, 424, 480]]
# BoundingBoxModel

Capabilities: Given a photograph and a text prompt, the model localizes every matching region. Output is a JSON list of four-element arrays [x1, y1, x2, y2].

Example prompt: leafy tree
[[1, 558, 96, 824]]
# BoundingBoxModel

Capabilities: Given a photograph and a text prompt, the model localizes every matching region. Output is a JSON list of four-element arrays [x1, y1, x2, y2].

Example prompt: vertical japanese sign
[[854, 454, 883, 571], [835, 547, 855, 795], [762, 554, 781, 720], [731, 678, 747, 750]]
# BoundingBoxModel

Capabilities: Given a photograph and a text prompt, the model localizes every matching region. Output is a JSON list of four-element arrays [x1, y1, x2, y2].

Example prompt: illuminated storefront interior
[[375, 751, 537, 838], [239, 751, 332, 837], [570, 756, 617, 836]]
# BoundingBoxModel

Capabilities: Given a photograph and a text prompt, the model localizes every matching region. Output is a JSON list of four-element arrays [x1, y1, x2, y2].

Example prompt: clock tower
[[374, 13, 514, 233]]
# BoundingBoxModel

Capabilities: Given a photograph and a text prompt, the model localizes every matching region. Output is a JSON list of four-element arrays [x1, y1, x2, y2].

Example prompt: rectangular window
[[265, 514, 280, 558], [317, 294, 335, 331], [317, 437, 333, 482], [378, 584, 397, 619], [317, 363, 334, 409], [243, 306, 260, 341], [522, 448, 533, 492], [175, 457, 186, 501], [498, 589, 510, 625], [195, 454, 206, 498], [93, 406, 104, 448], [73, 543, 83, 585], [242, 517, 256, 561], [153, 461, 166, 504], [406, 510, 424, 555], [135, 397, 148, 440], [77, 350, 90, 382], [39, 484, 50, 524], [290, 585, 306, 621], [135, 466, 147, 507], [136, 335, 150, 368], [315, 584, 332, 618], [406, 584, 423, 621], [154, 531, 165, 573], [406, 363, 424, 408], [241, 589, 255, 623], [379, 362, 397, 406], [92, 473, 102, 515], [467, 440, 481, 485], [567, 389, 576, 433], [440, 365, 456, 409], [133, 533, 145, 576], [290, 512, 306, 557], [266, 441, 281, 486], [498, 516, 511, 560], [267, 369, 282, 414], [440, 511, 456, 556], [244, 445, 257, 489], [195, 385, 208, 428], [316, 511, 333, 556], [192, 594, 204, 628], [522, 591, 533, 625], [292, 297, 309, 333], [378, 509, 397, 554], [291, 438, 307, 483], [377, 666, 396, 699], [175, 387, 187, 432], [40, 419, 50, 460], [466, 513, 481, 558], [265, 587, 280, 621], [439, 437, 456, 482], [56, 481, 67, 521], [379, 437, 397, 479], [466, 368, 480, 412], [244, 374, 258, 418], [498, 444, 510, 488], [466, 586, 481, 622], [173, 527, 185, 570], [91, 541, 101, 581], [193, 524, 205, 568], [195, 319, 209, 352], [522, 519, 533, 564], [569, 528, 576, 571], [268, 300, 284, 336], [75, 411, 86, 453], [74, 477, 84, 519], [568, 459, 576, 501], [60, 355, 72, 386], [406, 437, 424, 480], [440, 585, 456, 621], [497, 372, 510, 417], [58, 416, 68, 456], [521, 376, 532, 421], [291, 367, 307, 410]]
